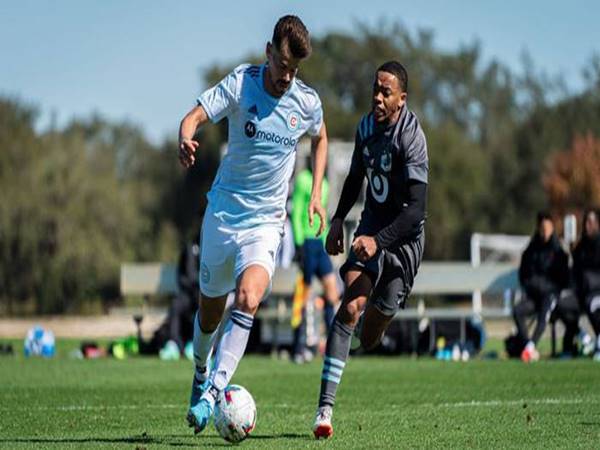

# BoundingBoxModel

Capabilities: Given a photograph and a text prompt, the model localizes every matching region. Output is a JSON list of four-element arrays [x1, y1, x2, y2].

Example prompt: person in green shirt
[[291, 158, 339, 363]]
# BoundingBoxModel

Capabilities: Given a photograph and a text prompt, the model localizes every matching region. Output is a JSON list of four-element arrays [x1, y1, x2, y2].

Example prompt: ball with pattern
[[214, 385, 257, 443]]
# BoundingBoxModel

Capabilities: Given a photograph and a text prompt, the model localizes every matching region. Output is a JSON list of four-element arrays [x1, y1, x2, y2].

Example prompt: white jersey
[[198, 63, 323, 228]]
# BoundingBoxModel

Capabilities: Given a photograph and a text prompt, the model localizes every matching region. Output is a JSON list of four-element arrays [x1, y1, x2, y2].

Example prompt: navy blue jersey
[[346, 106, 428, 237]]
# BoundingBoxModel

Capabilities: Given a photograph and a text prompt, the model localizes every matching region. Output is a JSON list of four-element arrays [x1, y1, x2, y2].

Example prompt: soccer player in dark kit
[[312, 61, 428, 438]]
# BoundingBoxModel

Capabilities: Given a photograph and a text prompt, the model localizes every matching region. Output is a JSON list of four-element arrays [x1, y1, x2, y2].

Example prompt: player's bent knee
[[235, 288, 262, 315], [337, 302, 362, 327]]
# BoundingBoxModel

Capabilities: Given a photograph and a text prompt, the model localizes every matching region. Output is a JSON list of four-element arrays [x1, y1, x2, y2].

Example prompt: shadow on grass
[[0, 434, 195, 448], [0, 432, 311, 447], [251, 432, 310, 440]]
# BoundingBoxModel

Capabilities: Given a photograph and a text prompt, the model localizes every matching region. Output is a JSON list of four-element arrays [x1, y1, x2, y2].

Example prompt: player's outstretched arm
[[308, 122, 328, 236], [178, 105, 209, 168]]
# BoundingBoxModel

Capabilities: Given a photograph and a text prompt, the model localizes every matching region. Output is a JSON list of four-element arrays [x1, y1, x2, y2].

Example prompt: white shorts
[[199, 211, 283, 298]]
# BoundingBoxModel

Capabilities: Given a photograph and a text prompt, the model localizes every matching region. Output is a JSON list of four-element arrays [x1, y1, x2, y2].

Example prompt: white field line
[[0, 397, 596, 413], [435, 397, 590, 408]]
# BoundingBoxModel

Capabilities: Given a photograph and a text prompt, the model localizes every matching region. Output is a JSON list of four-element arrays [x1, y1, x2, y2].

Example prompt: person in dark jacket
[[514, 212, 569, 362], [134, 235, 201, 357], [550, 290, 581, 357], [572, 208, 600, 360], [168, 234, 201, 353]]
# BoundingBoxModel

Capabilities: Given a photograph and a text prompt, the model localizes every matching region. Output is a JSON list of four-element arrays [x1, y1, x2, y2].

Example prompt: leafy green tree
[[0, 103, 186, 313]]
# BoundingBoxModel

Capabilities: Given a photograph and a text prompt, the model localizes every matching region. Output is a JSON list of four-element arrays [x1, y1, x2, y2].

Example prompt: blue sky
[[1, 0, 598, 143]]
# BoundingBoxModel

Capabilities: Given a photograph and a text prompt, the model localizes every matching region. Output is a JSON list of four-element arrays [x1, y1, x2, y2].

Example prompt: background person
[[290, 158, 339, 363], [514, 211, 569, 362], [572, 208, 600, 360]]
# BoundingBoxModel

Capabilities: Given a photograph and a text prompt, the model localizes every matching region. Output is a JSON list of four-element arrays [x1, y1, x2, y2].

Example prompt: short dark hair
[[272, 15, 311, 59], [377, 61, 408, 93], [536, 210, 553, 225]]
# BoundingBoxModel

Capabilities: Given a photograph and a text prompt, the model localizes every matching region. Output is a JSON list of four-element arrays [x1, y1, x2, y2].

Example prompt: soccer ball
[[214, 384, 256, 443], [24, 326, 55, 358]]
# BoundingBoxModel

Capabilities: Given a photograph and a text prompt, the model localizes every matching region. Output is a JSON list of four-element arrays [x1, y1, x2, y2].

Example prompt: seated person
[[514, 212, 568, 362], [572, 208, 600, 360], [135, 235, 200, 357], [169, 234, 201, 353], [550, 290, 580, 357]]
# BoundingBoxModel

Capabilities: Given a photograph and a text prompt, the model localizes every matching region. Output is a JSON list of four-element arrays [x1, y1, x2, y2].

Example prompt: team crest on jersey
[[286, 112, 300, 132], [364, 143, 392, 204]]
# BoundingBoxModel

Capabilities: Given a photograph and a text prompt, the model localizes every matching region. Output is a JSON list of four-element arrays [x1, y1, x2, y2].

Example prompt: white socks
[[192, 312, 219, 382], [209, 309, 254, 391]]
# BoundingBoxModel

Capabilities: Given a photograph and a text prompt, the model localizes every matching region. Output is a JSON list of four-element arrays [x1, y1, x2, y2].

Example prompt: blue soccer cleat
[[186, 374, 207, 427], [188, 396, 215, 434]]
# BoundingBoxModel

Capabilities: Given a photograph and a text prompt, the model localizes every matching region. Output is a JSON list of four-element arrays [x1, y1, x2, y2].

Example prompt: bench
[[120, 262, 521, 352], [120, 261, 518, 301]]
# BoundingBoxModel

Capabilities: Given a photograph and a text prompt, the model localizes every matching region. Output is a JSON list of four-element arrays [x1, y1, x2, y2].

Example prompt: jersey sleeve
[[196, 65, 244, 123], [374, 181, 427, 248], [402, 119, 429, 184], [306, 93, 323, 137]]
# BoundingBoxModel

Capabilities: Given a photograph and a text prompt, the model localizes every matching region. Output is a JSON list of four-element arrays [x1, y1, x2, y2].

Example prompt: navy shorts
[[302, 238, 334, 284]]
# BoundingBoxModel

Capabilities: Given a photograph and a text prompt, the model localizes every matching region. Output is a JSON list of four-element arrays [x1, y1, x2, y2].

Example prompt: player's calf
[[358, 305, 393, 351]]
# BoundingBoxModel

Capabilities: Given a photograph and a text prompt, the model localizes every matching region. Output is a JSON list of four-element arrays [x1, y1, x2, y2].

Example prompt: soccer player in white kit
[[178, 15, 328, 434]]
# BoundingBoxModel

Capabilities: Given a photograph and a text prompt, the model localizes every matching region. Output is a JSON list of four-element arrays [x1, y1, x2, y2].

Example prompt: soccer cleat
[[188, 394, 216, 434], [521, 346, 540, 363], [313, 405, 334, 439], [186, 373, 207, 427]]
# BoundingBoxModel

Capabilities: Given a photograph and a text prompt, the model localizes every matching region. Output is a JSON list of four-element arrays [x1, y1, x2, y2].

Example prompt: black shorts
[[340, 232, 424, 316]]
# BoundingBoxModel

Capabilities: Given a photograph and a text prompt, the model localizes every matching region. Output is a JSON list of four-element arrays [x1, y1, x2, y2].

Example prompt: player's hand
[[308, 194, 326, 237], [352, 235, 378, 262], [326, 218, 344, 255], [179, 138, 199, 168]]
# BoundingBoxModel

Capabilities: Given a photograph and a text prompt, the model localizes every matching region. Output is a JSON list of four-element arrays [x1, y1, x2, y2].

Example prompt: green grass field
[[1, 340, 599, 449]]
